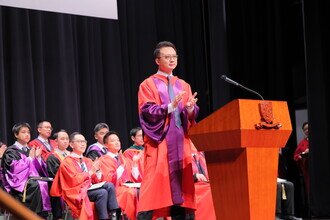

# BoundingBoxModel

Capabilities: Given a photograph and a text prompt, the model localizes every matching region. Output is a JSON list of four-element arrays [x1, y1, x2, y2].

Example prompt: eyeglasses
[[73, 140, 87, 144], [158, 54, 179, 60], [40, 126, 53, 130]]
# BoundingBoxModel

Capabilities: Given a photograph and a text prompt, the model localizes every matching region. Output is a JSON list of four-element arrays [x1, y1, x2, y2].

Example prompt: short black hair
[[37, 120, 51, 128], [94, 123, 109, 133], [153, 41, 177, 59], [12, 122, 31, 135], [53, 129, 68, 139], [69, 132, 82, 142], [103, 131, 120, 144], [130, 127, 142, 137]]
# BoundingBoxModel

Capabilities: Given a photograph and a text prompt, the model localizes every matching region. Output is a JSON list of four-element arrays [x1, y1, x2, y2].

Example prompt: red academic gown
[[138, 74, 197, 213], [29, 138, 57, 161], [191, 151, 216, 220], [294, 138, 310, 192], [50, 156, 100, 220], [99, 153, 138, 220], [123, 146, 144, 182]]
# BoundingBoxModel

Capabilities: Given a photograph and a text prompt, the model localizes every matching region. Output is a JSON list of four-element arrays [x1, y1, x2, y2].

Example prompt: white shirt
[[38, 136, 51, 151], [106, 152, 124, 180], [157, 70, 194, 114]]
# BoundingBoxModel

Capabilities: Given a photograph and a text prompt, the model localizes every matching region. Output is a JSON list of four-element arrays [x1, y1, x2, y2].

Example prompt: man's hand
[[196, 173, 208, 182], [0, 144, 7, 158], [91, 158, 101, 173], [35, 147, 42, 158], [185, 92, 198, 109], [133, 151, 143, 163], [29, 147, 36, 159], [171, 91, 186, 108]]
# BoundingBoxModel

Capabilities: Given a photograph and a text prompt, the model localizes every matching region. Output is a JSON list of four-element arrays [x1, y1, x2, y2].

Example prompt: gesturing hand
[[186, 92, 198, 109], [171, 91, 186, 108], [29, 147, 36, 159], [35, 147, 42, 158], [92, 158, 101, 173], [0, 144, 7, 158]]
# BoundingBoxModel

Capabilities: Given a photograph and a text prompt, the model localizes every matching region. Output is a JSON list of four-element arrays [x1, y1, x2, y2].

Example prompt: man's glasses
[[158, 54, 179, 60], [73, 140, 87, 144], [40, 126, 53, 130]]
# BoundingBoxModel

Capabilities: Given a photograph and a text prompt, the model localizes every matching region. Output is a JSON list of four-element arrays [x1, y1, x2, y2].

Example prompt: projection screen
[[0, 0, 118, 20]]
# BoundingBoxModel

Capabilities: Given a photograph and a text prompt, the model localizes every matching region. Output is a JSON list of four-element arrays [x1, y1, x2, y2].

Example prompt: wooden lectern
[[189, 99, 292, 220]]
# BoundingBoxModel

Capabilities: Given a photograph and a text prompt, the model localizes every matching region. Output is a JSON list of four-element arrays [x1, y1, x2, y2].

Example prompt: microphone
[[220, 74, 264, 100]]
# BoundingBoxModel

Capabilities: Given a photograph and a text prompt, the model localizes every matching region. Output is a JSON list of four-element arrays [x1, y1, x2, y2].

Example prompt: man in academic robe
[[99, 131, 138, 220], [191, 144, 216, 220], [293, 122, 309, 193], [46, 129, 71, 220], [50, 132, 120, 220], [123, 127, 144, 183], [1, 122, 51, 217], [137, 41, 198, 220], [85, 123, 109, 161], [29, 120, 57, 161]]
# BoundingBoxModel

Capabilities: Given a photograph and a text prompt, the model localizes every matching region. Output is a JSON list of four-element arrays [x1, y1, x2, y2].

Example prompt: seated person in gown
[[191, 144, 216, 220], [28, 120, 57, 161], [50, 132, 120, 220], [1, 122, 51, 217], [123, 127, 144, 183], [85, 123, 110, 161], [276, 179, 302, 220], [276, 150, 302, 220], [99, 131, 138, 220], [46, 129, 71, 220]]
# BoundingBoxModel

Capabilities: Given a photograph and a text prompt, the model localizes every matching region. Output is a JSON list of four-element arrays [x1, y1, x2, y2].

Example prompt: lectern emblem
[[255, 101, 282, 129]]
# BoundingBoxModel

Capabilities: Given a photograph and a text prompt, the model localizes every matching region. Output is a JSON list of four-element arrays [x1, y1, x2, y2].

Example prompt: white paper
[[277, 178, 286, 183], [122, 182, 141, 188], [88, 181, 106, 190]]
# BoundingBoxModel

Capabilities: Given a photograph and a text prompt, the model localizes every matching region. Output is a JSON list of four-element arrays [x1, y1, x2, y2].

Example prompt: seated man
[[123, 127, 144, 183], [46, 129, 71, 220], [191, 144, 216, 220], [50, 132, 120, 220], [1, 123, 51, 217], [28, 120, 57, 161], [99, 131, 138, 220], [276, 179, 302, 220], [85, 123, 110, 161]]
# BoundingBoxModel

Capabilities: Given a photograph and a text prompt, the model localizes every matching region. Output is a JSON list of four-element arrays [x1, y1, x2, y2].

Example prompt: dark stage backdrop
[[0, 0, 329, 216], [303, 0, 330, 216]]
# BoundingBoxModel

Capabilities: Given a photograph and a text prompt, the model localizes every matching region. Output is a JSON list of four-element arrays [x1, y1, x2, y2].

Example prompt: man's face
[[105, 134, 121, 153], [94, 127, 109, 144], [303, 124, 309, 137], [38, 122, 53, 139], [56, 132, 69, 151], [15, 127, 31, 145], [155, 47, 178, 74], [70, 134, 87, 155], [132, 130, 144, 146]]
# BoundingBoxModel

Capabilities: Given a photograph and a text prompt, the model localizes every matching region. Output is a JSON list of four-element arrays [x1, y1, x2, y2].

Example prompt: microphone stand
[[220, 74, 264, 100]]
